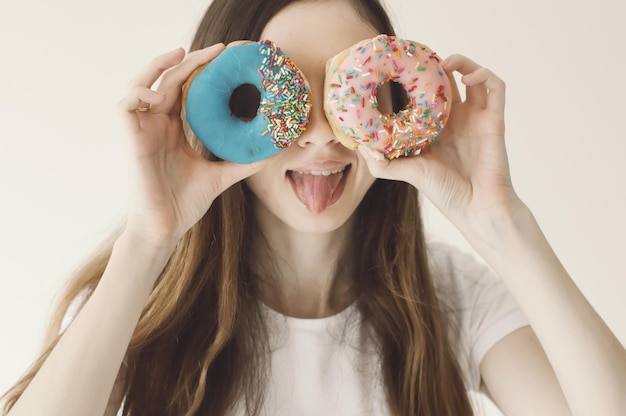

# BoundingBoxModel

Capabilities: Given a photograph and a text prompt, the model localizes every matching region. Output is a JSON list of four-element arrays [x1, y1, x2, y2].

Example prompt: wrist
[[115, 226, 179, 264], [103, 229, 179, 290], [460, 199, 536, 255], [460, 200, 560, 276], [121, 215, 183, 252]]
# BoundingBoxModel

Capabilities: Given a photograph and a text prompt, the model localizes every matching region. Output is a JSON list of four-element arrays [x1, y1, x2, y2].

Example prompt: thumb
[[204, 157, 270, 196], [357, 145, 427, 188]]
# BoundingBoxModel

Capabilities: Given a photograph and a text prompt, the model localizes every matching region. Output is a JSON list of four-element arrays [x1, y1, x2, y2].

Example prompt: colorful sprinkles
[[257, 40, 312, 149], [325, 35, 451, 159]]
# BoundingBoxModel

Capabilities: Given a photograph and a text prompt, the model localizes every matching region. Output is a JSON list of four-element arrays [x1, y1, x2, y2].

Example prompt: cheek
[[349, 163, 376, 207], [244, 151, 287, 196], [355, 152, 376, 183], [244, 163, 291, 217], [244, 172, 273, 200]]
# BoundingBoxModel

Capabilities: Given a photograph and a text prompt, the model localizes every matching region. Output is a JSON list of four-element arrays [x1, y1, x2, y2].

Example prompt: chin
[[255, 194, 360, 235]]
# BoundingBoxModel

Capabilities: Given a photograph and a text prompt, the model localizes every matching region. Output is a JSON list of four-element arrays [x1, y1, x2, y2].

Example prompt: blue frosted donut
[[183, 40, 312, 163]]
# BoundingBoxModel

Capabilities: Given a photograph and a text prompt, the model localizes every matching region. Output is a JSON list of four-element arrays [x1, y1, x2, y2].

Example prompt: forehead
[[260, 0, 380, 73]]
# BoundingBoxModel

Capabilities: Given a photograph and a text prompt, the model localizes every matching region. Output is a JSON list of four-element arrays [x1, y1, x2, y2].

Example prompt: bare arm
[[359, 53, 626, 414], [479, 326, 571, 416], [104, 364, 128, 416], [8, 42, 263, 416], [472, 206, 626, 415], [8, 233, 174, 416]]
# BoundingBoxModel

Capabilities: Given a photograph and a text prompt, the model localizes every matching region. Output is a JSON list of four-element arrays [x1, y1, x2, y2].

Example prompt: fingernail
[[206, 43, 225, 51]]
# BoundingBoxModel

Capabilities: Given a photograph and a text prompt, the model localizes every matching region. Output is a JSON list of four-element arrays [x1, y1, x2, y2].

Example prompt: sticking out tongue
[[289, 170, 344, 214]]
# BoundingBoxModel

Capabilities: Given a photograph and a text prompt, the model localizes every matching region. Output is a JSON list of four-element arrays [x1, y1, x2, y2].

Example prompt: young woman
[[3, 0, 625, 415]]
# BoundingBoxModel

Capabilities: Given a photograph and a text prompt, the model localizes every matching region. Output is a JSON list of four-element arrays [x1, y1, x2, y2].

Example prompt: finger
[[128, 47, 186, 89], [150, 43, 225, 114], [461, 67, 506, 113], [357, 145, 425, 188], [441, 57, 462, 105], [118, 48, 184, 134], [117, 87, 166, 132], [207, 157, 272, 195], [118, 87, 165, 112], [443, 54, 487, 108]]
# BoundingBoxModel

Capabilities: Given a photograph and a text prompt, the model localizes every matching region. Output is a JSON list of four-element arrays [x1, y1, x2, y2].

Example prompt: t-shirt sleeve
[[428, 241, 529, 391]]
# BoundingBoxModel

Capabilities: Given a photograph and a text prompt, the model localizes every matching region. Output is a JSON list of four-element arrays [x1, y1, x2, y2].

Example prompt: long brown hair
[[2, 0, 473, 414]]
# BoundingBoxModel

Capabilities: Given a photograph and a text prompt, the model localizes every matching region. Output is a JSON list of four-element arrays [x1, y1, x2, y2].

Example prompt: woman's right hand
[[117, 44, 266, 248]]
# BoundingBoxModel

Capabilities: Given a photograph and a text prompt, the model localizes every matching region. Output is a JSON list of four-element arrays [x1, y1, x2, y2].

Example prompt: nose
[[295, 99, 338, 148]]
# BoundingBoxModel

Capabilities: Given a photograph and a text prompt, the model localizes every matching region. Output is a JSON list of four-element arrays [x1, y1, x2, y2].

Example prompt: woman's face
[[245, 0, 380, 234]]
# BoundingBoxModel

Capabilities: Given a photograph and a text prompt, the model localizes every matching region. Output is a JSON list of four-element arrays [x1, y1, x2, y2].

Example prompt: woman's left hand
[[358, 54, 524, 232], [360, 56, 626, 416]]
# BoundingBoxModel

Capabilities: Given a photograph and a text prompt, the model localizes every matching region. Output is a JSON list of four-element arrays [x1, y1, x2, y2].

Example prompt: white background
[[0, 0, 624, 414]]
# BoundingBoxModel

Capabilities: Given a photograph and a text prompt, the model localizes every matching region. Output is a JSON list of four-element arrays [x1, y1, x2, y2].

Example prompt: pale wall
[[0, 0, 624, 413]]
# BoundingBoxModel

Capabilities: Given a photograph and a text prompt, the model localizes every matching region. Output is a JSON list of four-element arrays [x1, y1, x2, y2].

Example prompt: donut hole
[[229, 84, 261, 122], [376, 81, 409, 115]]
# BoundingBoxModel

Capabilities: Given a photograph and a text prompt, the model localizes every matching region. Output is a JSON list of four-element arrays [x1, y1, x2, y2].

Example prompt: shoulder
[[425, 238, 529, 390], [426, 238, 517, 314], [427, 239, 489, 289], [426, 238, 498, 311]]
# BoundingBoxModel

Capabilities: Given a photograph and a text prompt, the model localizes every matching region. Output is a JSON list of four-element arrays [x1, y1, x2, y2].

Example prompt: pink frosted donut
[[324, 35, 451, 159]]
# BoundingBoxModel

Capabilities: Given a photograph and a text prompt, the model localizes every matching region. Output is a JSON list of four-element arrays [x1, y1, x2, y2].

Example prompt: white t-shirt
[[63, 241, 529, 415], [235, 241, 529, 415]]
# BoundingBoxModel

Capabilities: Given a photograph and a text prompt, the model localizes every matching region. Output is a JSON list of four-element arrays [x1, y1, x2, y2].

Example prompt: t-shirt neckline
[[260, 300, 359, 330]]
